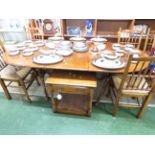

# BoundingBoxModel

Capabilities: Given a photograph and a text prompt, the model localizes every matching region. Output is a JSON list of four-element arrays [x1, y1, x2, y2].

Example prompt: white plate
[[33, 54, 63, 64], [101, 50, 112, 56], [125, 44, 134, 48], [8, 48, 20, 56], [112, 43, 121, 47], [73, 46, 89, 52], [24, 40, 32, 44], [129, 49, 140, 54], [56, 49, 73, 56], [48, 36, 64, 41], [73, 42, 86, 48], [17, 47, 25, 51], [90, 37, 107, 42], [40, 49, 55, 55], [59, 41, 72, 48], [22, 48, 33, 56], [17, 43, 25, 48], [45, 42, 55, 49], [92, 57, 126, 69], [8, 50, 20, 56], [104, 54, 118, 60], [36, 43, 44, 47], [70, 37, 86, 42], [115, 49, 126, 57]]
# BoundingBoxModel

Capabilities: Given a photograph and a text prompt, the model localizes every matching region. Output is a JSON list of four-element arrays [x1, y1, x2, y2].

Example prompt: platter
[[92, 57, 126, 69], [33, 54, 63, 64]]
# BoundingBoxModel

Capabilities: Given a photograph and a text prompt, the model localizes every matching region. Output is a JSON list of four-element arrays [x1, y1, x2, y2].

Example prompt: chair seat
[[112, 75, 150, 96], [0, 65, 31, 81]]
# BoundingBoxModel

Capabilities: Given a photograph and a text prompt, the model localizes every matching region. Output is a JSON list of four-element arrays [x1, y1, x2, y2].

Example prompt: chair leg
[[19, 79, 31, 103], [112, 93, 121, 116], [0, 79, 12, 99], [137, 94, 153, 119]]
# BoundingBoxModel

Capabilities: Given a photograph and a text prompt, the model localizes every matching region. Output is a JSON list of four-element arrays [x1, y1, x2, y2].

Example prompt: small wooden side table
[[46, 70, 97, 116]]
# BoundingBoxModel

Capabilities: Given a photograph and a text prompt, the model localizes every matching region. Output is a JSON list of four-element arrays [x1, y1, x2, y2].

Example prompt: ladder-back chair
[[110, 54, 155, 118], [0, 40, 39, 102]]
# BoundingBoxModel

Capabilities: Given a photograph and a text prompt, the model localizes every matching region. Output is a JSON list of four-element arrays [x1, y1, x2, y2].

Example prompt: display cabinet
[[61, 19, 97, 38], [28, 19, 155, 41]]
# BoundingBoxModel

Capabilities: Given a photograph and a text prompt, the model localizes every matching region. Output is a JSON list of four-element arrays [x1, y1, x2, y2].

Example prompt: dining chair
[[118, 27, 144, 49], [0, 40, 39, 102], [110, 54, 155, 118], [143, 28, 155, 53]]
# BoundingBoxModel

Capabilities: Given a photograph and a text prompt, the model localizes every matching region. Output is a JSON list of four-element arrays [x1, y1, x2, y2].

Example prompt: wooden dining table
[[3, 42, 148, 73], [2, 41, 149, 104]]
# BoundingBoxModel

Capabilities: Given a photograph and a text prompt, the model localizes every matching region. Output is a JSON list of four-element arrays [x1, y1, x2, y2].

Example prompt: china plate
[[129, 49, 140, 54], [56, 49, 73, 56], [92, 57, 126, 69], [73, 46, 89, 52], [48, 36, 64, 41], [112, 43, 121, 47], [90, 38, 107, 42], [70, 37, 86, 42], [45, 42, 55, 49], [23, 48, 34, 56], [115, 49, 126, 57], [33, 54, 64, 64], [40, 49, 55, 55]]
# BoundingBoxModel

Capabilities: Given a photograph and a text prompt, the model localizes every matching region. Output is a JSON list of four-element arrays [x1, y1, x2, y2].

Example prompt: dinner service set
[[7, 37, 141, 67]]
